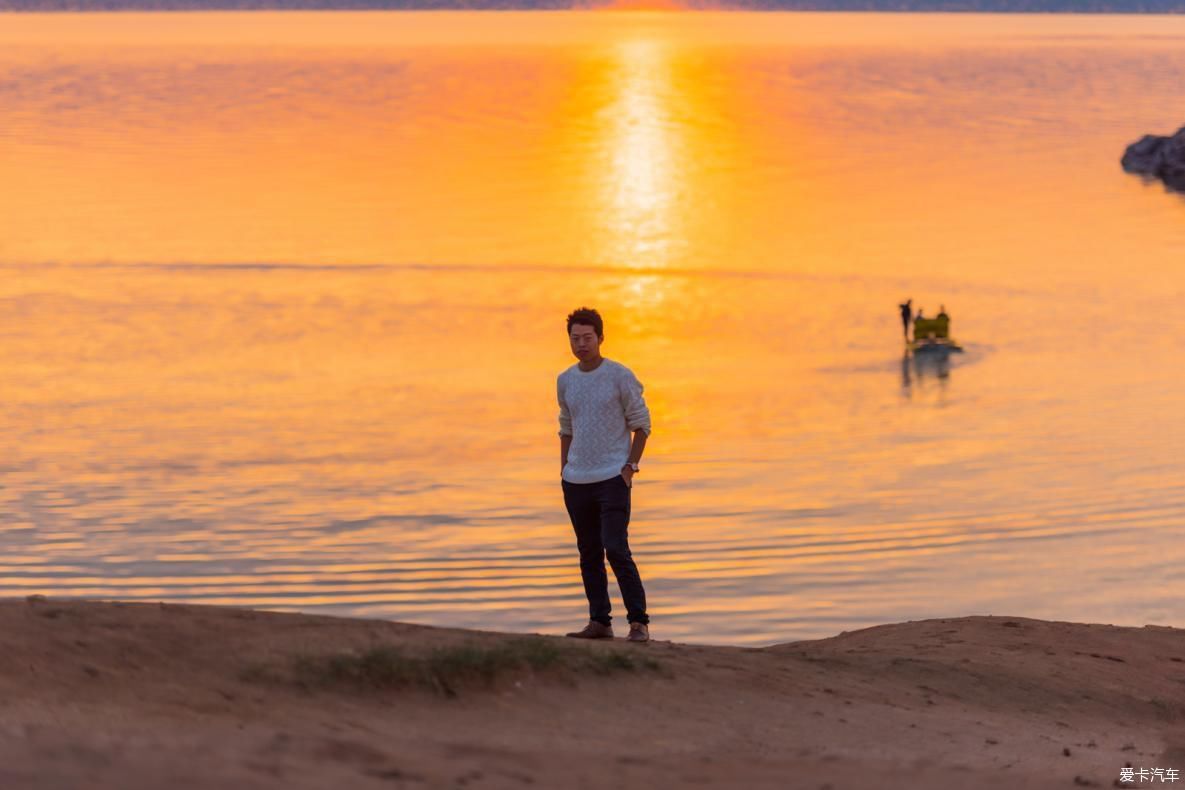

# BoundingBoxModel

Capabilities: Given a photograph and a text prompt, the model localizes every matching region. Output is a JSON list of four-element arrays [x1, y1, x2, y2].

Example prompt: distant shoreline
[[5, 2, 1185, 13]]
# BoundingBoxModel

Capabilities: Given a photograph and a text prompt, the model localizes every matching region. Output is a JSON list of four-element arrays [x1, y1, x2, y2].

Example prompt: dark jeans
[[562, 475, 649, 626]]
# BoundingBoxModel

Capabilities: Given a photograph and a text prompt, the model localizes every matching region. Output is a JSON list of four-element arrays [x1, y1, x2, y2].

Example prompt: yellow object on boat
[[913, 316, 950, 339], [908, 314, 963, 353]]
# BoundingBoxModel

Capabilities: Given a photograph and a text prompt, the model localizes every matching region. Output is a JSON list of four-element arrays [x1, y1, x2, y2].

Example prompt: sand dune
[[1, 598, 1181, 789]]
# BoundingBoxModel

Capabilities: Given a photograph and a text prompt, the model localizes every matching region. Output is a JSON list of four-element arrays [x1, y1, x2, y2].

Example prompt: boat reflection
[[900, 350, 951, 395]]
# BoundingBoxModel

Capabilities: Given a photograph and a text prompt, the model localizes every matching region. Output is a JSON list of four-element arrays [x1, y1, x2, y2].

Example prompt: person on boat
[[898, 299, 912, 340], [935, 305, 950, 337]]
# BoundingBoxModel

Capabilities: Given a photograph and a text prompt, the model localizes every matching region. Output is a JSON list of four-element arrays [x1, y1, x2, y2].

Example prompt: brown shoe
[[566, 620, 614, 639], [626, 622, 650, 643]]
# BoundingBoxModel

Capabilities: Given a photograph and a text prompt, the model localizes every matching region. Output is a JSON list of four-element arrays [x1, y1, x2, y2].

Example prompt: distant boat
[[908, 314, 963, 355]]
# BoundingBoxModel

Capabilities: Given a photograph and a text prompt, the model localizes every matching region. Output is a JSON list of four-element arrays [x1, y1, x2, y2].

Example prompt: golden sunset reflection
[[601, 38, 680, 268]]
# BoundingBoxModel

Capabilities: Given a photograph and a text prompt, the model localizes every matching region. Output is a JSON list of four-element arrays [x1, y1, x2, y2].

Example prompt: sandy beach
[[1, 599, 1181, 789]]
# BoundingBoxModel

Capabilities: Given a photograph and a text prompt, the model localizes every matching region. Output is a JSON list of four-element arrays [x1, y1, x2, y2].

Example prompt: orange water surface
[[1, 11, 1184, 644]]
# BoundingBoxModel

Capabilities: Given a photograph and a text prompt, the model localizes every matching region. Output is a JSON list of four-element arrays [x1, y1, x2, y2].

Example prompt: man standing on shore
[[557, 307, 652, 643]]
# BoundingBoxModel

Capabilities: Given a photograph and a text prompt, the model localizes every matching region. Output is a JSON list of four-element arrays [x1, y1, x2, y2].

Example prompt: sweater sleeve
[[557, 374, 573, 437], [619, 368, 651, 436]]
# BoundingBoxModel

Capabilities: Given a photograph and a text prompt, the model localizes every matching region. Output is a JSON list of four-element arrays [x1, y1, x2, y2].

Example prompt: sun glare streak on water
[[604, 39, 679, 268]]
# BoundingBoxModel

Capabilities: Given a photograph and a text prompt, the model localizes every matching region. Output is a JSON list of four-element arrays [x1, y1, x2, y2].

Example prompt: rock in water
[[1122, 126, 1185, 192]]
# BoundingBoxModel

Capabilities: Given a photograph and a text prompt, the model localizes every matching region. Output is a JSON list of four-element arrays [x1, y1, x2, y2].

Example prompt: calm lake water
[[2, 11, 1184, 645]]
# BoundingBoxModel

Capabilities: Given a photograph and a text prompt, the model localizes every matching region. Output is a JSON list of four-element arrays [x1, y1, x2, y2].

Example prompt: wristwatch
[[624, 462, 640, 473]]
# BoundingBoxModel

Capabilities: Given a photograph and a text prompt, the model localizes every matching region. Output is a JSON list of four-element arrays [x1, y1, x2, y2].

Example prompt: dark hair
[[566, 307, 603, 338]]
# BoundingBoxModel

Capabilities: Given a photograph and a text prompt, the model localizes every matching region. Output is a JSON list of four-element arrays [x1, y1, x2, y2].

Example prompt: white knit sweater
[[557, 358, 652, 484]]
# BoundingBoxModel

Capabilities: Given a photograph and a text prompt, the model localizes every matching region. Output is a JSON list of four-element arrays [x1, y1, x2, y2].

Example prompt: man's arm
[[619, 368, 651, 487], [557, 374, 573, 476], [621, 429, 648, 487], [627, 429, 647, 466], [560, 434, 572, 474]]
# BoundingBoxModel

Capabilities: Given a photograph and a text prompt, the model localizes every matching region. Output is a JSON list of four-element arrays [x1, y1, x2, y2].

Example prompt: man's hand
[[621, 465, 635, 488]]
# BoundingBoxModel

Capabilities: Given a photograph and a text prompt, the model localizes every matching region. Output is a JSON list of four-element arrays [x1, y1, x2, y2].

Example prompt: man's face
[[569, 323, 601, 361]]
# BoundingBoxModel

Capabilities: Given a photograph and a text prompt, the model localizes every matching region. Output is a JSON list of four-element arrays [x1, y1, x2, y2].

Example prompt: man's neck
[[578, 355, 605, 372]]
